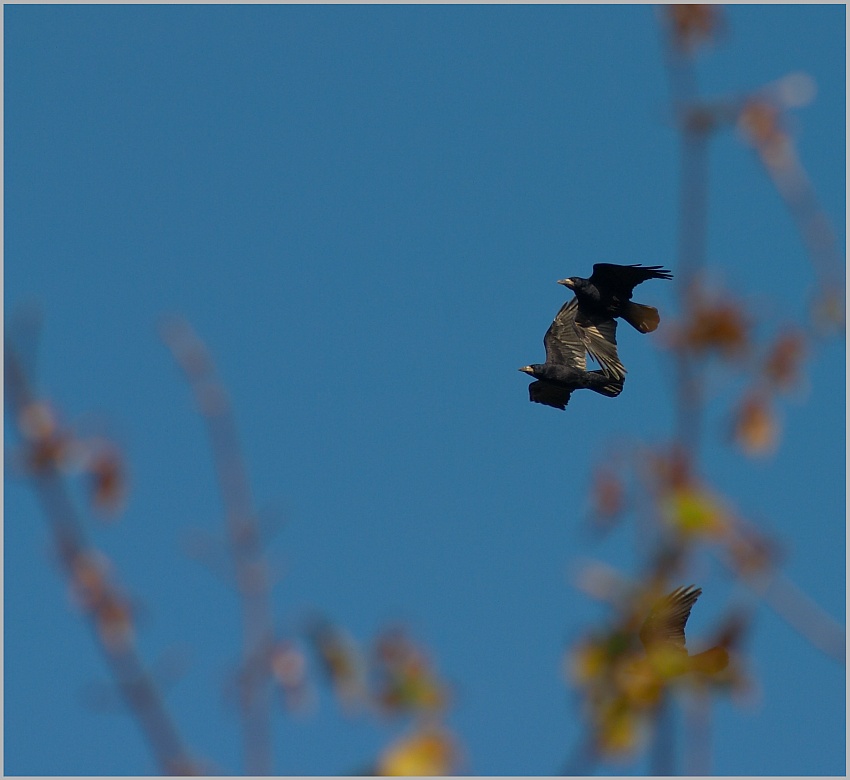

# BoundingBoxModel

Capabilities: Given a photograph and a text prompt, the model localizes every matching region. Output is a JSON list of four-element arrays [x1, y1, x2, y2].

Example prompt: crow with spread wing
[[519, 297, 625, 410], [558, 263, 673, 334]]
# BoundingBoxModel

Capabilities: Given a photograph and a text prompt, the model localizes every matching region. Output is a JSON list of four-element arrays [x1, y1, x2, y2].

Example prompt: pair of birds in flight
[[519, 263, 673, 409]]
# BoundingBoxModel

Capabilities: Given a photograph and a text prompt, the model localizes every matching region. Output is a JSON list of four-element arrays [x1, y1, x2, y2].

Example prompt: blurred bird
[[520, 298, 625, 410], [638, 584, 730, 677], [558, 263, 673, 334]]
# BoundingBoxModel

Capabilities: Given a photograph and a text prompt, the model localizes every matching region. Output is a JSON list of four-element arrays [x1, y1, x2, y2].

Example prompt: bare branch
[[159, 316, 276, 775], [5, 339, 199, 775]]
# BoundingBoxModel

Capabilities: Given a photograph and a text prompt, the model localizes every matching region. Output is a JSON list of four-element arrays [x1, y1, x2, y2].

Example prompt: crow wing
[[543, 298, 587, 369], [546, 298, 626, 380], [639, 585, 702, 652], [590, 263, 673, 298], [574, 309, 627, 381], [528, 380, 571, 410]]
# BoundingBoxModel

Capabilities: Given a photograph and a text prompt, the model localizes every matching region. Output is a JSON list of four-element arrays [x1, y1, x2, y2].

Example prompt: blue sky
[[4, 4, 845, 776]]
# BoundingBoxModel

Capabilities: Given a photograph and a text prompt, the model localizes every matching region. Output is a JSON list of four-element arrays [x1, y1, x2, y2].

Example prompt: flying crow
[[520, 298, 625, 410], [558, 263, 673, 334]]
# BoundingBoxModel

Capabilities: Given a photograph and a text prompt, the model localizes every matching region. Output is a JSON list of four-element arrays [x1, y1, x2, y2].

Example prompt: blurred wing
[[528, 380, 571, 410], [543, 298, 587, 369], [590, 263, 674, 296], [575, 311, 627, 380], [639, 585, 702, 651]]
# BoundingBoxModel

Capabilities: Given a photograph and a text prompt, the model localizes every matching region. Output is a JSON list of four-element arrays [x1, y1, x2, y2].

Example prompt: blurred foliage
[[5, 4, 843, 776], [560, 5, 844, 773]]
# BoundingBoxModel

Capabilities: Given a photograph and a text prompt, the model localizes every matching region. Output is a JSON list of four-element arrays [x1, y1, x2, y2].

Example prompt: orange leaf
[[733, 394, 778, 457]]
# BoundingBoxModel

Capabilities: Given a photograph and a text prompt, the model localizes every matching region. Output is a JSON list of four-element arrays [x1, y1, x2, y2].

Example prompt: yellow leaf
[[662, 488, 728, 537], [378, 726, 458, 776], [598, 702, 643, 756]]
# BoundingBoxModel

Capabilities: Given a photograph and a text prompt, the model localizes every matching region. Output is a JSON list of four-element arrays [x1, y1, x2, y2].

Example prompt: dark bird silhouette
[[639, 585, 730, 676], [558, 263, 673, 334], [520, 298, 625, 410]]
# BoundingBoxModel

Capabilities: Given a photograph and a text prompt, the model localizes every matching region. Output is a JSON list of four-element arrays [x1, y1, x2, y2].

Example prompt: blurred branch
[[658, 3, 845, 661], [736, 86, 845, 334], [760, 573, 846, 663], [4, 337, 198, 775], [659, 5, 720, 456], [649, 697, 674, 776], [683, 687, 712, 775], [159, 316, 276, 775], [567, 12, 843, 767], [725, 559, 846, 664]]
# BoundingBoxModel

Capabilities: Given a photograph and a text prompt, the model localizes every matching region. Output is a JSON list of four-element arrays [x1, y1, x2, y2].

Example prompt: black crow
[[520, 298, 625, 410], [558, 263, 673, 334]]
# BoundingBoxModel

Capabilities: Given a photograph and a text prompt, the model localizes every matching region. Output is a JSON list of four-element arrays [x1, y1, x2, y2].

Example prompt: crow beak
[[518, 366, 534, 375], [557, 278, 574, 288]]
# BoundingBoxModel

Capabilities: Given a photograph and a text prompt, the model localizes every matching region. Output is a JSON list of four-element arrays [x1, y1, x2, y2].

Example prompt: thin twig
[[649, 696, 674, 776], [5, 341, 198, 775], [160, 316, 276, 775], [683, 685, 712, 775], [745, 567, 845, 664], [762, 573, 846, 662], [663, 22, 714, 457]]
